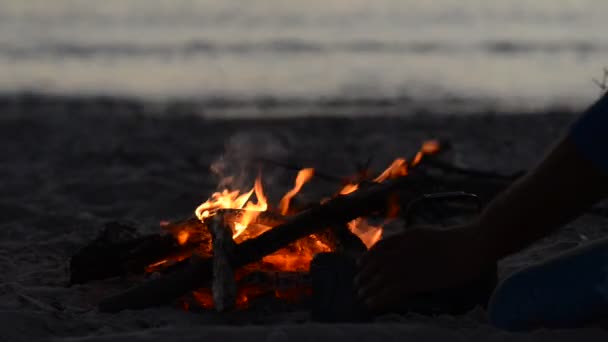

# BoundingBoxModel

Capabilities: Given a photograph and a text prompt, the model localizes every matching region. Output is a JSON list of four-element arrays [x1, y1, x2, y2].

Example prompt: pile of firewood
[[71, 149, 518, 319]]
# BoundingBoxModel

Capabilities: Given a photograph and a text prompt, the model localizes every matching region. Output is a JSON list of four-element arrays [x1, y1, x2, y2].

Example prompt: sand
[[1, 94, 608, 341]]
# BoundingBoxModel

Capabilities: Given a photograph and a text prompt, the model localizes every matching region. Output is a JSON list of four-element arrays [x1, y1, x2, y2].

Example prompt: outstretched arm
[[356, 93, 608, 312], [475, 135, 608, 262], [475, 92, 608, 260]]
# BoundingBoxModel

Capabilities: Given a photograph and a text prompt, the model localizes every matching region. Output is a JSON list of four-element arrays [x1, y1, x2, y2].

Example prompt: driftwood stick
[[209, 214, 237, 312], [98, 173, 423, 312]]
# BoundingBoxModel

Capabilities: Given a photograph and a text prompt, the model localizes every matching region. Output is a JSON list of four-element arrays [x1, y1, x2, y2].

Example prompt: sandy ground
[[2, 95, 608, 341]]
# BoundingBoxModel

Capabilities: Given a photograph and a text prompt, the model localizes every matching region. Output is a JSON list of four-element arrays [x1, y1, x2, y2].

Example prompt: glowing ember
[[262, 235, 332, 271], [192, 289, 215, 309], [191, 275, 312, 310], [177, 230, 190, 245], [347, 218, 383, 249], [145, 254, 191, 273], [278, 168, 315, 215], [148, 259, 167, 268], [386, 194, 401, 218]]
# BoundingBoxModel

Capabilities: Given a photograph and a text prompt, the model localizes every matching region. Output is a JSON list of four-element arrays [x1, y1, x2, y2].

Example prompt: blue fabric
[[488, 237, 608, 330], [571, 93, 608, 173]]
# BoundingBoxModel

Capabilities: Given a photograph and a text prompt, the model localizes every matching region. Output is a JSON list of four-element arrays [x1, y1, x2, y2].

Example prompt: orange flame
[[422, 139, 441, 154], [195, 188, 253, 220], [195, 174, 268, 239], [373, 158, 408, 183], [339, 183, 359, 195], [233, 176, 268, 239], [412, 139, 441, 167], [278, 168, 315, 215], [261, 235, 331, 271]]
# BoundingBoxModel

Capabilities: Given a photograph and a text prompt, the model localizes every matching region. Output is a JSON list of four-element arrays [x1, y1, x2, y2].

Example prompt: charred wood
[[69, 221, 204, 284], [209, 214, 237, 312]]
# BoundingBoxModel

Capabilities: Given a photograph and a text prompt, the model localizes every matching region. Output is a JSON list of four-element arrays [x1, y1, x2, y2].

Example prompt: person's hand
[[354, 223, 494, 313]]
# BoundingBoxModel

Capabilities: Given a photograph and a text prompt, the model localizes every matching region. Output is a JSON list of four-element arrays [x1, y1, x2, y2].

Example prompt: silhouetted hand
[[354, 224, 492, 313]]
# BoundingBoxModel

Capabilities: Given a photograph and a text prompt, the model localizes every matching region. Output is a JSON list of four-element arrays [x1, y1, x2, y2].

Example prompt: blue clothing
[[488, 238, 608, 330], [571, 94, 608, 172]]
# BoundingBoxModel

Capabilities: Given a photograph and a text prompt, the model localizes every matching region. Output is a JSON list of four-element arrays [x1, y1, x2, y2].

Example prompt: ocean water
[[1, 0, 607, 109]]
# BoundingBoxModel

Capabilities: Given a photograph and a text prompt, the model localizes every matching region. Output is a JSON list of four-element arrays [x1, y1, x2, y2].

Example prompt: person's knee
[[487, 269, 536, 331], [487, 241, 608, 331]]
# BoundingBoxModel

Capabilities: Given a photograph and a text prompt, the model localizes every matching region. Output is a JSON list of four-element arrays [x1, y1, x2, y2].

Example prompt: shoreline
[[0, 92, 584, 119]]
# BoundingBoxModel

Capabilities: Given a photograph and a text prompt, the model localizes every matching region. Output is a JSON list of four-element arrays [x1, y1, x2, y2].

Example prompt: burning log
[[98, 172, 429, 312], [70, 211, 288, 284]]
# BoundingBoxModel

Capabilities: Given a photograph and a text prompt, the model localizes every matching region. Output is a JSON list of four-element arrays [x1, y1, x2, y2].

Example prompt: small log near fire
[[209, 213, 237, 311]]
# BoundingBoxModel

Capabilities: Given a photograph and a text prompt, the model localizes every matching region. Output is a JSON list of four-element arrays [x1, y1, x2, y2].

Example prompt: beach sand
[[2, 95, 608, 341]]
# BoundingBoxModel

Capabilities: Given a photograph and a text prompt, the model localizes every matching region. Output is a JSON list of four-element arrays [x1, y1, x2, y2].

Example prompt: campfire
[[71, 138, 504, 320], [148, 140, 439, 310]]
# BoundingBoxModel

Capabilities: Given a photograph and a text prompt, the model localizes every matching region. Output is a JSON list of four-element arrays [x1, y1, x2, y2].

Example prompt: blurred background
[[1, 0, 607, 113]]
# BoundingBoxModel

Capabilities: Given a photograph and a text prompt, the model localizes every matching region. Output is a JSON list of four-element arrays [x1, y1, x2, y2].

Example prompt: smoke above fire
[[193, 135, 440, 250], [209, 132, 291, 191]]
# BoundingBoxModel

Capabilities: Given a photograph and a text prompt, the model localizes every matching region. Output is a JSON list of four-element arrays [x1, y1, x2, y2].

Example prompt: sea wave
[[0, 39, 603, 59]]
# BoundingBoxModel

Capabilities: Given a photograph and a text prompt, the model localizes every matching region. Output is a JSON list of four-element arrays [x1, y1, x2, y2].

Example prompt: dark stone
[[310, 252, 372, 322]]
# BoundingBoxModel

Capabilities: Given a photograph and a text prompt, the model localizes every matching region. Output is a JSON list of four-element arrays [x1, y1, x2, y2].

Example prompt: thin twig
[[423, 159, 523, 180], [592, 67, 608, 96]]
